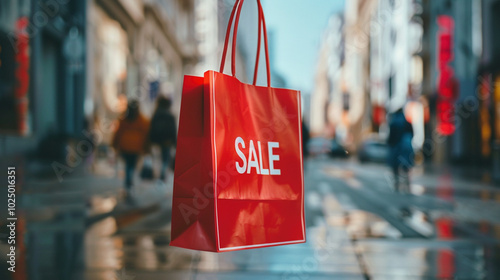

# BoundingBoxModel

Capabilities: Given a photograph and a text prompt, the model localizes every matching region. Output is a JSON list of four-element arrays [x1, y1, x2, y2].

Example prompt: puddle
[[336, 210, 403, 239]]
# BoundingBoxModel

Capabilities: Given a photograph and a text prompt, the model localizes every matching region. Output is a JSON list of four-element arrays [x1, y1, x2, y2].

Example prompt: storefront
[[0, 0, 86, 158], [0, 1, 31, 136]]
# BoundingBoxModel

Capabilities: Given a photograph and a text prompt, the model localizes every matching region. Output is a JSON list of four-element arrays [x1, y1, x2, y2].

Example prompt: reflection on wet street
[[71, 158, 500, 279], [83, 215, 365, 279], [1, 158, 499, 279]]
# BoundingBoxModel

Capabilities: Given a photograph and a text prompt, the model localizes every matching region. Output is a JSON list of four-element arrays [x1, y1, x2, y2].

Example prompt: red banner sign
[[15, 17, 30, 135], [436, 15, 457, 136]]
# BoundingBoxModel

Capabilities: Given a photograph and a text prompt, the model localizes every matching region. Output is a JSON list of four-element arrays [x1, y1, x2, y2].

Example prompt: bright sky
[[263, 0, 345, 94]]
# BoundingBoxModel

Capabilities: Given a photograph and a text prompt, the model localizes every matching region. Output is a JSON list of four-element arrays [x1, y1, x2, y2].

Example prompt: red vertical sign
[[15, 17, 30, 135], [436, 16, 457, 136]]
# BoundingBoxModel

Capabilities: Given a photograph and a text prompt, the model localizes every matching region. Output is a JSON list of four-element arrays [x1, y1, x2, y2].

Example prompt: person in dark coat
[[149, 96, 177, 180], [387, 107, 414, 193], [302, 120, 310, 158]]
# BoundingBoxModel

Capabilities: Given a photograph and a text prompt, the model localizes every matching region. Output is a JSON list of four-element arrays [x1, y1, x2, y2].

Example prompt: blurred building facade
[[368, 0, 426, 153], [481, 0, 500, 178], [0, 0, 87, 157], [342, 0, 378, 149], [421, 0, 500, 167], [0, 0, 249, 162], [312, 0, 500, 172], [310, 14, 344, 138], [311, 0, 379, 149], [86, 0, 198, 143]]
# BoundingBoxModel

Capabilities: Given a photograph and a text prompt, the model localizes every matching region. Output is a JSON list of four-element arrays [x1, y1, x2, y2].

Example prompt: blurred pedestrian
[[387, 106, 414, 193], [302, 120, 310, 158], [112, 100, 150, 199], [149, 96, 177, 180]]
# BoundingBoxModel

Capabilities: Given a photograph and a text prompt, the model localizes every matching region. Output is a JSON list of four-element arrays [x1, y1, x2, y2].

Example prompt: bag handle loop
[[219, 0, 271, 87]]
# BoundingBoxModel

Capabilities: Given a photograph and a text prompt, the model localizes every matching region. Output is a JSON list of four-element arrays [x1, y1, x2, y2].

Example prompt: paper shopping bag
[[170, 0, 305, 252]]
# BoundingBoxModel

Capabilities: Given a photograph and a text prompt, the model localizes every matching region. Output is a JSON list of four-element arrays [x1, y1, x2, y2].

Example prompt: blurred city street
[[2, 0, 500, 279], [3, 154, 499, 279]]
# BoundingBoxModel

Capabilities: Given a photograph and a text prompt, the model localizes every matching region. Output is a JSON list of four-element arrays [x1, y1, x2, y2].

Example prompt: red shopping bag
[[170, 0, 305, 252]]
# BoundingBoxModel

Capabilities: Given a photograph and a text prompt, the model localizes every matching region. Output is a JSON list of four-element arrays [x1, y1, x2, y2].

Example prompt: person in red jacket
[[112, 100, 150, 195]]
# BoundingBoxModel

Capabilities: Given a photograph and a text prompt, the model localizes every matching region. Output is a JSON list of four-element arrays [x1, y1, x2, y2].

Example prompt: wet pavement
[[1, 156, 500, 279]]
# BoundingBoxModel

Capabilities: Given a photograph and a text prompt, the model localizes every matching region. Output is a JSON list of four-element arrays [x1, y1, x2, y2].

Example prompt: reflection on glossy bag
[[170, 0, 305, 252]]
